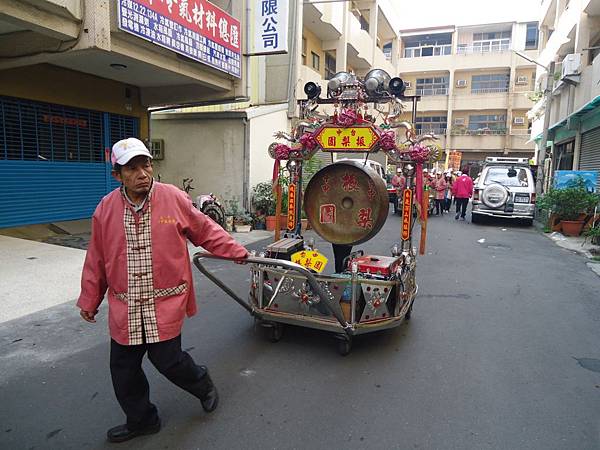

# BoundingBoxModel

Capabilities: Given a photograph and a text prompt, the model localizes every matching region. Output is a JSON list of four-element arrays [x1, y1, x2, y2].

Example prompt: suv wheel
[[481, 183, 509, 209]]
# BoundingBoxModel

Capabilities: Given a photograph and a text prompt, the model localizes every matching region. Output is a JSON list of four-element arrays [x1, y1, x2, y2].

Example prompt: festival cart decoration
[[193, 69, 440, 355]]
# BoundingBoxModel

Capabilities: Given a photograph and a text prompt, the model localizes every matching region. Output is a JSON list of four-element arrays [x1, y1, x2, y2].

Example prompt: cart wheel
[[405, 302, 413, 320], [337, 337, 352, 356], [267, 323, 284, 343]]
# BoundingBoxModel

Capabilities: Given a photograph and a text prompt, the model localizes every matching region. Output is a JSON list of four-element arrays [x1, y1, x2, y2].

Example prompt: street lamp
[[514, 50, 555, 199]]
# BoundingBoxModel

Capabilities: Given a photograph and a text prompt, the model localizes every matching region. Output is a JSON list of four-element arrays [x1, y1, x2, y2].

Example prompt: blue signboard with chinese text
[[117, 0, 241, 78]]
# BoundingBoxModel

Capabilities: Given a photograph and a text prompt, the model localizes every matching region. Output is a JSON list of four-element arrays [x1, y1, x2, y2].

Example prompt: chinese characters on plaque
[[118, 0, 241, 77], [251, 0, 288, 54]]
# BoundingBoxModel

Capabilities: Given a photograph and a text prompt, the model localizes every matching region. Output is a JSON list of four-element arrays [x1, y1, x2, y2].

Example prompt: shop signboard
[[250, 0, 288, 55], [315, 125, 380, 152], [117, 0, 241, 78], [448, 150, 462, 171], [554, 170, 598, 193]]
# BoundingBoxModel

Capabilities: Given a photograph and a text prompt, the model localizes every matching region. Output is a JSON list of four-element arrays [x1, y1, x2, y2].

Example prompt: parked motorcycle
[[196, 193, 225, 228], [181, 178, 226, 228]]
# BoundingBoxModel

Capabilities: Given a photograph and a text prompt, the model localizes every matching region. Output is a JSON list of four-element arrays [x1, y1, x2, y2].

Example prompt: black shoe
[[199, 367, 219, 413], [107, 419, 161, 443], [455, 213, 459, 220]]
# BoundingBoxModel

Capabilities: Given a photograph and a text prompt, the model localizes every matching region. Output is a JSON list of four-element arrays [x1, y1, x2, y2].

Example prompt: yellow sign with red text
[[287, 183, 297, 230], [315, 125, 380, 152], [401, 188, 412, 241], [291, 249, 328, 273]]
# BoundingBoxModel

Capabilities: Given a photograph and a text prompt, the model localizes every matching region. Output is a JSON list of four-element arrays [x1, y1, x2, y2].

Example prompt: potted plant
[[234, 211, 253, 232], [223, 197, 241, 232], [251, 179, 289, 231], [252, 210, 266, 230], [584, 226, 600, 246], [538, 177, 599, 236]]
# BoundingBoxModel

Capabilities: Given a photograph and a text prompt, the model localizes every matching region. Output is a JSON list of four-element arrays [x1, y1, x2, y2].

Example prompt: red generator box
[[350, 255, 402, 278]]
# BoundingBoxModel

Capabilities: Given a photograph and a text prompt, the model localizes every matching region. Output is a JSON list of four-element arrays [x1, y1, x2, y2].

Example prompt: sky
[[389, 0, 540, 29]]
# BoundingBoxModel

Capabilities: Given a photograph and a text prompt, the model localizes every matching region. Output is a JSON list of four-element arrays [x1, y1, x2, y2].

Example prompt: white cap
[[423, 168, 428, 173], [456, 170, 462, 176], [396, 167, 402, 172], [111, 138, 152, 165]]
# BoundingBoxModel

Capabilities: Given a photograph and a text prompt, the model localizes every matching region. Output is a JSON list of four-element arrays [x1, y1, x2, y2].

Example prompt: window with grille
[[311, 52, 320, 71], [302, 37, 307, 65], [0, 96, 104, 162], [468, 114, 507, 132], [471, 74, 509, 93], [415, 116, 447, 134], [415, 76, 449, 95], [325, 53, 336, 80], [525, 23, 539, 49]]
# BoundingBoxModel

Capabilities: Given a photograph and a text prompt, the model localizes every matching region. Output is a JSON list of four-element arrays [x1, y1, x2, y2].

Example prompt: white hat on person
[[111, 138, 152, 165], [456, 170, 462, 176]]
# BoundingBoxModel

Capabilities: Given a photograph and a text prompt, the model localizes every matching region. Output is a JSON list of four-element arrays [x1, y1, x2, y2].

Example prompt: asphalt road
[[1, 209, 599, 450]]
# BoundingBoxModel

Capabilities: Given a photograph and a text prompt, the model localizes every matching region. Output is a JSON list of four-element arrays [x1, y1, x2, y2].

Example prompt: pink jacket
[[432, 177, 447, 200], [452, 175, 474, 198], [77, 182, 248, 344]]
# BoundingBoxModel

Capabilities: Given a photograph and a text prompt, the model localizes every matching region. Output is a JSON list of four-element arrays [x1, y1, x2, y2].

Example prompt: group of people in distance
[[391, 166, 474, 221]]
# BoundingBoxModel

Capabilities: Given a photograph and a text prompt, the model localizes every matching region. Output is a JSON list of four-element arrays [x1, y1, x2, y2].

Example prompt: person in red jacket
[[78, 138, 249, 443], [451, 170, 474, 220]]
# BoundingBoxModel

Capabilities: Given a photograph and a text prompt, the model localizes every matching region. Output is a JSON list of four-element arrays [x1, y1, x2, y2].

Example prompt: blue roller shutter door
[[0, 96, 139, 228]]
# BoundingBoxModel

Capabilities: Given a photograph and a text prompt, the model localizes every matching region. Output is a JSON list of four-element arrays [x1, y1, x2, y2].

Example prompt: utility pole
[[536, 60, 555, 198]]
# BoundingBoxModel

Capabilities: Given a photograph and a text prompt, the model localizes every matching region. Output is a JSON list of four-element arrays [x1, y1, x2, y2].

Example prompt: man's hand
[[80, 309, 98, 323]]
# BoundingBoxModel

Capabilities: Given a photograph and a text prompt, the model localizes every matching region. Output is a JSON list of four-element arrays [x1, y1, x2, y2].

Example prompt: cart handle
[[192, 252, 352, 335]]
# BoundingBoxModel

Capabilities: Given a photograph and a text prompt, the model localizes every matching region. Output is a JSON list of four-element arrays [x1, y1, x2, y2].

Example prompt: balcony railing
[[416, 127, 447, 135], [510, 129, 531, 135], [470, 87, 509, 94], [451, 127, 508, 135], [456, 43, 510, 54], [403, 45, 452, 58], [415, 87, 448, 96]]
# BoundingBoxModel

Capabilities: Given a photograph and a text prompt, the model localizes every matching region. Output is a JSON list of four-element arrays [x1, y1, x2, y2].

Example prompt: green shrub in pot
[[538, 177, 599, 221]]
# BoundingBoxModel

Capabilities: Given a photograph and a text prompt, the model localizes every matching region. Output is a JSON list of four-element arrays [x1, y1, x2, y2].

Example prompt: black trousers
[[332, 243, 353, 273], [455, 197, 469, 218], [435, 199, 444, 214], [110, 335, 209, 430]]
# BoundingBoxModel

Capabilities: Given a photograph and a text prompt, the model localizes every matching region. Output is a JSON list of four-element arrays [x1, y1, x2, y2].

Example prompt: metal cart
[[193, 249, 417, 355]]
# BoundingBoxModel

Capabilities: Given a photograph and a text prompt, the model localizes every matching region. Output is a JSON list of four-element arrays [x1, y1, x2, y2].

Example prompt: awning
[[534, 95, 600, 141]]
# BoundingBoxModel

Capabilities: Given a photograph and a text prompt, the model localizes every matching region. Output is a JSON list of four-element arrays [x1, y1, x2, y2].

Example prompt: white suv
[[471, 157, 535, 225]]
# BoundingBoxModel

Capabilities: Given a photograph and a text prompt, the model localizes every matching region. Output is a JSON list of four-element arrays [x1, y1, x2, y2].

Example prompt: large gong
[[304, 159, 389, 245]]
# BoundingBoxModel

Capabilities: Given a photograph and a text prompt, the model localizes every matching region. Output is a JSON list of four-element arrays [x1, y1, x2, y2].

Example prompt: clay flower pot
[[560, 220, 584, 237]]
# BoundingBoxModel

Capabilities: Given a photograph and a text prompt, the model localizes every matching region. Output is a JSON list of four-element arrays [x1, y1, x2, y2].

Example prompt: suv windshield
[[484, 167, 529, 187]]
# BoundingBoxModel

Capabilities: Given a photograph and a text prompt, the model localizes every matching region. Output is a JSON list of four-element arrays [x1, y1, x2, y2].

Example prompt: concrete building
[[151, 0, 403, 210], [529, 0, 600, 191], [396, 20, 540, 177], [0, 0, 247, 228]]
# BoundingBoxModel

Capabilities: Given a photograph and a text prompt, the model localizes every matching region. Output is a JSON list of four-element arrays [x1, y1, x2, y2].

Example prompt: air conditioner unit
[[404, 81, 412, 89], [561, 53, 581, 78], [516, 76, 528, 85], [149, 139, 165, 160], [454, 117, 465, 125], [513, 117, 525, 125], [456, 79, 467, 87]]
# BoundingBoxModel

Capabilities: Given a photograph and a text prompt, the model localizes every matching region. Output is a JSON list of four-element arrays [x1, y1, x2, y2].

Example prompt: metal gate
[[0, 96, 139, 228], [580, 126, 600, 192]]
